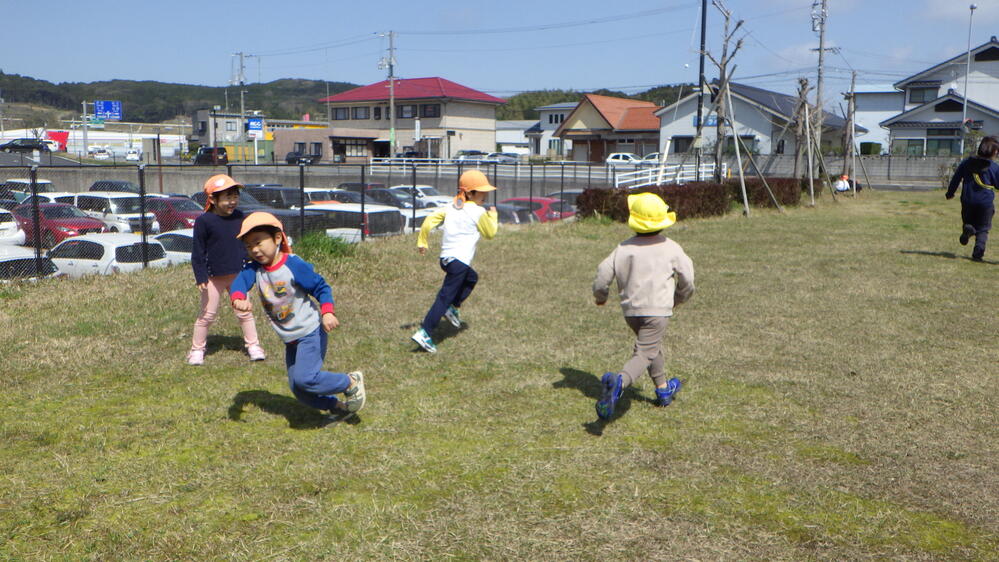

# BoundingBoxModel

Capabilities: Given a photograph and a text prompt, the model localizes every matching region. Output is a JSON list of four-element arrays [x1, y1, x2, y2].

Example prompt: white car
[[641, 152, 663, 165], [305, 202, 405, 241], [125, 148, 141, 162], [91, 148, 111, 161], [605, 152, 643, 166], [47, 233, 169, 278], [0, 246, 60, 282], [388, 185, 453, 208], [154, 229, 193, 266], [21, 191, 79, 205], [0, 178, 57, 202], [0, 209, 26, 246], [67, 192, 160, 234]]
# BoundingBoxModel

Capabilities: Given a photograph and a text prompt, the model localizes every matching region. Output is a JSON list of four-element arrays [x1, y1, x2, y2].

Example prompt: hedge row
[[576, 177, 802, 223]]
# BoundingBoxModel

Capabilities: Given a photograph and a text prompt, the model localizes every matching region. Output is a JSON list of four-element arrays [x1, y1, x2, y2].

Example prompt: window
[[332, 107, 349, 120], [926, 139, 960, 156], [117, 243, 165, 263], [157, 234, 193, 253], [893, 139, 924, 156], [294, 142, 306, 153], [671, 136, 694, 153], [420, 104, 440, 118], [908, 87, 937, 104], [547, 114, 565, 124], [352, 107, 369, 119], [198, 121, 207, 134], [225, 121, 237, 132], [374, 107, 381, 120], [310, 142, 323, 157], [334, 139, 367, 158], [50, 240, 104, 260], [927, 128, 960, 136], [397, 105, 417, 119], [548, 138, 563, 154]]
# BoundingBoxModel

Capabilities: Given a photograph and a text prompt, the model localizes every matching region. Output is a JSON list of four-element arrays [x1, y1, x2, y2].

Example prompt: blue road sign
[[94, 100, 123, 121]]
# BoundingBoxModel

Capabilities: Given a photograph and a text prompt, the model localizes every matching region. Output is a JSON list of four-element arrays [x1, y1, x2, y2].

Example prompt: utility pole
[[82, 100, 89, 157], [379, 31, 397, 157], [961, 4, 977, 155], [811, 0, 828, 171], [845, 71, 857, 193], [695, 0, 707, 180], [234, 52, 248, 143]]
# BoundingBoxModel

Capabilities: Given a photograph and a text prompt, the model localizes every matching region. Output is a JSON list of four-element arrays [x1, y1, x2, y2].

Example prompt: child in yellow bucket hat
[[591, 192, 695, 420]]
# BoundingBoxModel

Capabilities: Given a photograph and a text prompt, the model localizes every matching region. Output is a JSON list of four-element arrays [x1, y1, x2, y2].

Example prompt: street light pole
[[961, 3, 977, 155]]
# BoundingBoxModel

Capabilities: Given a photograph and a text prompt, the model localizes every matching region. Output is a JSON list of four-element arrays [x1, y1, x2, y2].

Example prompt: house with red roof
[[553, 94, 660, 163], [272, 77, 505, 161]]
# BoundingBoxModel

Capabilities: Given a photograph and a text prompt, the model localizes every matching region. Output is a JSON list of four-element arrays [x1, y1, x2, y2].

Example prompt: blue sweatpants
[[284, 325, 351, 412], [421, 258, 478, 334], [962, 203, 994, 259]]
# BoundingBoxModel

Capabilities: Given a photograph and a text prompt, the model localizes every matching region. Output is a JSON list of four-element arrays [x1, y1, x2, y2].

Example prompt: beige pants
[[191, 273, 259, 352], [619, 316, 669, 387]]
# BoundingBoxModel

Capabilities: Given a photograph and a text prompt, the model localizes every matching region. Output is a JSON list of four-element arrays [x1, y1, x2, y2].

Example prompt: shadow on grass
[[228, 389, 360, 430], [900, 249, 997, 264], [205, 335, 247, 357], [554, 367, 654, 436], [400, 321, 469, 352]]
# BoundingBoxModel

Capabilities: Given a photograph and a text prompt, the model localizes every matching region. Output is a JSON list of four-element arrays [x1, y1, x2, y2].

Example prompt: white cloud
[[924, 0, 999, 24]]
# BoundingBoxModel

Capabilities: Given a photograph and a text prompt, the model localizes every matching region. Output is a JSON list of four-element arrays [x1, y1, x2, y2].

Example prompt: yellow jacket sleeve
[[416, 209, 447, 249], [477, 208, 499, 239]]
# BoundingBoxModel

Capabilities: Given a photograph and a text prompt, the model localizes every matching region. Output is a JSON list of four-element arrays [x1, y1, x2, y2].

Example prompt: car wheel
[[42, 231, 56, 249], [109, 227, 118, 233]]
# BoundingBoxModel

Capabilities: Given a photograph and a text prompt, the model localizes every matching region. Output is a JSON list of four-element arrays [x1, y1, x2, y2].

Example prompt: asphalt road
[[0, 151, 88, 167]]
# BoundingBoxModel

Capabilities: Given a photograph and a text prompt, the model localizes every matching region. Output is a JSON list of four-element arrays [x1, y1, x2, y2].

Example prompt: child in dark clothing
[[947, 136, 998, 261], [188, 174, 264, 365]]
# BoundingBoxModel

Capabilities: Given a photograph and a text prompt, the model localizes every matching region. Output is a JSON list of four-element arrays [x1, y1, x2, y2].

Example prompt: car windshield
[[0, 257, 57, 279], [110, 197, 144, 214], [168, 199, 202, 212], [42, 206, 89, 219], [116, 243, 166, 263], [333, 191, 362, 203], [305, 191, 334, 202], [418, 187, 441, 196]]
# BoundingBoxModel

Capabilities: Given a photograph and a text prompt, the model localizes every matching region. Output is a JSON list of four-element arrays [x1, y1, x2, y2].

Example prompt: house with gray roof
[[525, 101, 576, 158], [655, 81, 856, 156]]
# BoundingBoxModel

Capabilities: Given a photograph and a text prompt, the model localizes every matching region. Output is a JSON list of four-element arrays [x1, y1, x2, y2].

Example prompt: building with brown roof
[[553, 94, 660, 162]]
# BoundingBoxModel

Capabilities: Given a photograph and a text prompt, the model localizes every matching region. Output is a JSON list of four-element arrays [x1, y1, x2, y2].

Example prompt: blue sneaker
[[411, 328, 437, 353], [595, 372, 623, 420], [444, 305, 462, 328], [655, 377, 682, 407]]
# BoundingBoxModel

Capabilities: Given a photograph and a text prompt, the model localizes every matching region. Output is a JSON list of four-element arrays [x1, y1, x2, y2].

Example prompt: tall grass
[[0, 190, 996, 559]]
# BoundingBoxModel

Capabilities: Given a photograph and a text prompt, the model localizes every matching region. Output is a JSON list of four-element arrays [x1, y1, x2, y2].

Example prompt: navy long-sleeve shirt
[[947, 157, 998, 207], [190, 209, 249, 284]]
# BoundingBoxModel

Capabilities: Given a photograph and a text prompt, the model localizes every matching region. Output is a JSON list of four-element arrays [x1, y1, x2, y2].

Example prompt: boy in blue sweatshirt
[[231, 212, 366, 422], [947, 136, 998, 261]]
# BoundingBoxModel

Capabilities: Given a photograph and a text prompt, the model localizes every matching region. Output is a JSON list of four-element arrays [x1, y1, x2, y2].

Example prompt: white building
[[525, 101, 576, 158], [874, 36, 999, 156], [850, 84, 902, 154], [495, 120, 535, 155]]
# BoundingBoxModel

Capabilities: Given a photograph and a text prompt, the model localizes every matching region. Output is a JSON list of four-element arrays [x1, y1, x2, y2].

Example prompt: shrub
[[726, 177, 801, 208], [576, 182, 731, 223]]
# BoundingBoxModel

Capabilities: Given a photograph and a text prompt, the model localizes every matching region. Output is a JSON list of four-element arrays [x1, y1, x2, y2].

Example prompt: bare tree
[[705, 0, 745, 182]]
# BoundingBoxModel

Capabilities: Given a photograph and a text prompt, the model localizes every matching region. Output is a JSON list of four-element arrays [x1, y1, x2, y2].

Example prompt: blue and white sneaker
[[411, 328, 437, 353], [444, 305, 462, 328], [655, 377, 682, 407], [344, 371, 366, 413], [595, 372, 623, 420]]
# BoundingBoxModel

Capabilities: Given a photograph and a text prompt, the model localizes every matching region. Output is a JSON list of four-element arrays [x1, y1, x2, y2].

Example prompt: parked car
[[641, 152, 662, 165], [91, 148, 111, 161], [88, 180, 142, 194], [145, 197, 204, 231], [494, 202, 537, 225], [193, 146, 228, 165], [47, 233, 168, 278], [69, 192, 160, 234], [0, 199, 19, 211], [388, 185, 453, 207], [154, 229, 194, 265], [307, 189, 362, 205], [125, 148, 141, 162], [0, 178, 56, 201], [545, 189, 586, 207], [190, 190, 328, 237], [19, 192, 78, 206], [453, 150, 488, 164], [605, 152, 642, 166], [366, 188, 434, 209], [337, 182, 386, 192], [12, 203, 108, 248], [285, 151, 320, 165], [0, 138, 49, 153], [42, 139, 60, 152], [0, 246, 60, 282], [0, 209, 26, 245], [304, 202, 405, 241], [499, 197, 575, 222], [483, 152, 519, 164]]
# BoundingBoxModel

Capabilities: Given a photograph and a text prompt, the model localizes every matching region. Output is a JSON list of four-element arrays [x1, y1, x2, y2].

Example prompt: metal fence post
[[411, 163, 417, 233], [138, 165, 149, 267], [298, 163, 306, 243], [360, 165, 367, 242], [29, 166, 43, 274], [529, 162, 534, 207], [588, 163, 592, 189]]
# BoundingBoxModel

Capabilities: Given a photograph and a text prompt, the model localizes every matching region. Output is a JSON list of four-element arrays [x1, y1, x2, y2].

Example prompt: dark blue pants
[[421, 258, 478, 334], [284, 326, 351, 411], [962, 203, 994, 259]]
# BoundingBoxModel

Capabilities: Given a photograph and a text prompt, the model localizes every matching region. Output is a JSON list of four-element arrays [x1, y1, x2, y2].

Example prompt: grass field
[[1, 189, 997, 560]]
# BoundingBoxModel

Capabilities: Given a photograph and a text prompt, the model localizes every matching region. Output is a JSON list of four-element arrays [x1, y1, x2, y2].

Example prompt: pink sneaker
[[187, 349, 205, 366], [247, 344, 266, 361]]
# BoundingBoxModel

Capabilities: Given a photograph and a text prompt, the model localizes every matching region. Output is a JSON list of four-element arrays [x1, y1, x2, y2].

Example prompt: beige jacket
[[592, 235, 695, 317]]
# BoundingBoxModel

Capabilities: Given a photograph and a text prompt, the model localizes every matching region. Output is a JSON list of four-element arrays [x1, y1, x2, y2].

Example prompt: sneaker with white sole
[[344, 371, 366, 412], [187, 349, 205, 366], [444, 305, 462, 328], [411, 328, 437, 353], [654, 377, 682, 407], [246, 344, 266, 361]]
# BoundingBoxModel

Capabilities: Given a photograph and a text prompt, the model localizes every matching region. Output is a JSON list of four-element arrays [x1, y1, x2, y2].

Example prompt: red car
[[145, 197, 204, 232], [498, 197, 575, 223], [12, 203, 107, 248]]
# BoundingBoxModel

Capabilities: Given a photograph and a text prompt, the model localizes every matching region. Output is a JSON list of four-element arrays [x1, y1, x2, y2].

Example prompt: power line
[[403, 27, 695, 53], [254, 34, 379, 58]]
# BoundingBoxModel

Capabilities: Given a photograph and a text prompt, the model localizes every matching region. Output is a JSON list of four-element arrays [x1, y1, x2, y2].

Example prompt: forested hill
[[0, 72, 359, 123]]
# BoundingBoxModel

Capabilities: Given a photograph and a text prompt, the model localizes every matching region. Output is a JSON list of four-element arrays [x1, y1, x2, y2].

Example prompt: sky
[[3, 0, 998, 110]]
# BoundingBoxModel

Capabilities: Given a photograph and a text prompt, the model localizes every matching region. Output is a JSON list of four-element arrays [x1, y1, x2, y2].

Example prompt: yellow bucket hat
[[627, 193, 676, 233]]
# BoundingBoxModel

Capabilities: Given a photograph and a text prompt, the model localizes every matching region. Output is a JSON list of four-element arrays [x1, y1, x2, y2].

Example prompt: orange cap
[[203, 174, 242, 210], [236, 212, 292, 254], [458, 169, 497, 193]]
